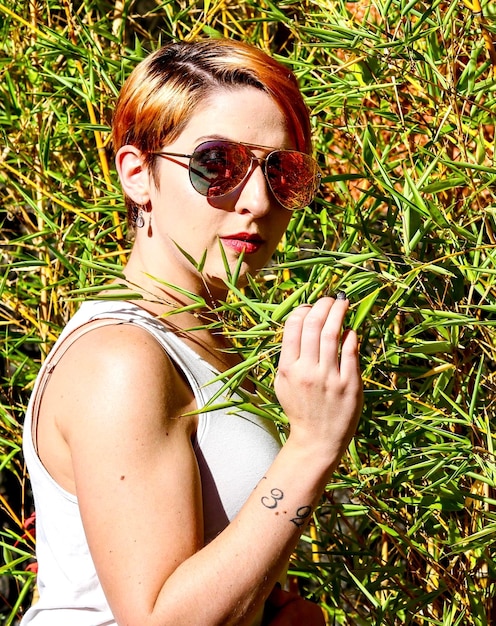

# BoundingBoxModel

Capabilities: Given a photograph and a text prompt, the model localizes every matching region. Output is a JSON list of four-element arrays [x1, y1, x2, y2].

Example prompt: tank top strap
[[30, 316, 131, 454]]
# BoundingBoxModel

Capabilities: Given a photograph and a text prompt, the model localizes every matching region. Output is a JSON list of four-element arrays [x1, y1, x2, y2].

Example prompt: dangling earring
[[135, 206, 145, 229], [147, 211, 153, 237]]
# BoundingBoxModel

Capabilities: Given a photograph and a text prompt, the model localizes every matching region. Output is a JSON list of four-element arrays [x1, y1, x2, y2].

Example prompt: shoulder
[[44, 319, 196, 439], [56, 319, 174, 381], [37, 318, 197, 494]]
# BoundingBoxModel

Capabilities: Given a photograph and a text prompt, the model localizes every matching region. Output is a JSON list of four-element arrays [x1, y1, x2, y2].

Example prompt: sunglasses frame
[[152, 140, 321, 210]]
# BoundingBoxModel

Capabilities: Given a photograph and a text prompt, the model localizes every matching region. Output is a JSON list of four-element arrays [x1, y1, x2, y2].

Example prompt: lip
[[219, 232, 265, 254]]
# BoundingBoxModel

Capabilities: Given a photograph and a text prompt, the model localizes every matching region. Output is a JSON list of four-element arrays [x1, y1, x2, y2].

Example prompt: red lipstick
[[220, 232, 264, 254]]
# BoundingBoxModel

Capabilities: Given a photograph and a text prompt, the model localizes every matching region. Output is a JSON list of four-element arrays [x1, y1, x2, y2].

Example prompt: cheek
[[272, 212, 292, 239], [154, 164, 195, 204], [152, 184, 208, 228]]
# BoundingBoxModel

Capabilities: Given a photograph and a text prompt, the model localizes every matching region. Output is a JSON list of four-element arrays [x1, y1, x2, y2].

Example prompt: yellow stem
[[0, 493, 35, 544], [1, 161, 96, 225]]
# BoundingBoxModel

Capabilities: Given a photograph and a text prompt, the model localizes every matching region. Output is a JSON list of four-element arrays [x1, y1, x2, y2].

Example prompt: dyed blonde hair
[[112, 38, 313, 222]]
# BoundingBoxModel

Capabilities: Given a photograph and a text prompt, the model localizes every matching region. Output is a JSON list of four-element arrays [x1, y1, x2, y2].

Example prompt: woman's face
[[142, 86, 297, 295]]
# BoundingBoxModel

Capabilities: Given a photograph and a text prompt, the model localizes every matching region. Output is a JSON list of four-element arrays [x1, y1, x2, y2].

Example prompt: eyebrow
[[194, 134, 289, 152]]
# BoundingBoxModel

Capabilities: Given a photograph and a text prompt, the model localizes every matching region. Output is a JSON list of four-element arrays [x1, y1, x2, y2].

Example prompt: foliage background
[[1, 0, 496, 624]]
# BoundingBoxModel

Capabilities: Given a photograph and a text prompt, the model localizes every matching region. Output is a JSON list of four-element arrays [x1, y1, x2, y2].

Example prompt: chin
[[206, 266, 253, 293]]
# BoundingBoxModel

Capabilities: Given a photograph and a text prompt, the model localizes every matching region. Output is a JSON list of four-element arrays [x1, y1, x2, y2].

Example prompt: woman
[[22, 39, 363, 625]]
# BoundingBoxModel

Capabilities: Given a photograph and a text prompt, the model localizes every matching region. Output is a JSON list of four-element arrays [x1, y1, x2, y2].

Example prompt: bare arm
[[43, 296, 362, 626]]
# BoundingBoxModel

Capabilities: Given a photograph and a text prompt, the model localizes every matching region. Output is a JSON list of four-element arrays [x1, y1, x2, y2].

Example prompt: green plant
[[1, 1, 495, 624]]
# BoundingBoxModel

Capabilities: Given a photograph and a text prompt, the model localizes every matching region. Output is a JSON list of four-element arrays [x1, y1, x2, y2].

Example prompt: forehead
[[176, 86, 294, 150]]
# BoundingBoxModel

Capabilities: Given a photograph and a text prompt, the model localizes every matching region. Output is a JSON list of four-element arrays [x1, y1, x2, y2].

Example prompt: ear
[[115, 145, 151, 205]]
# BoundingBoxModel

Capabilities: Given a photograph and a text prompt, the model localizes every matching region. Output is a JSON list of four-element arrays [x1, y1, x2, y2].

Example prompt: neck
[[121, 245, 229, 309], [102, 251, 245, 374], [106, 264, 230, 344]]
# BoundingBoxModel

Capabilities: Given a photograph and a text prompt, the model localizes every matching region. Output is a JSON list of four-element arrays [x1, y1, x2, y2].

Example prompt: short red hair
[[112, 38, 313, 222]]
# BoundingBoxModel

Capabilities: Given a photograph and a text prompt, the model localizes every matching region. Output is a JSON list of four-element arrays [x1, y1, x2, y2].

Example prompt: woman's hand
[[275, 296, 363, 470], [262, 585, 326, 625]]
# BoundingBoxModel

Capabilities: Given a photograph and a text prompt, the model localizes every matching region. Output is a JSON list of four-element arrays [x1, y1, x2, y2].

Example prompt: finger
[[339, 328, 361, 382], [297, 298, 336, 363], [308, 297, 349, 371], [278, 305, 312, 366]]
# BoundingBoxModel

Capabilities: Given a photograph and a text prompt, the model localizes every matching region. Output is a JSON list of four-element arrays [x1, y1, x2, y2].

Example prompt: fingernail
[[336, 290, 347, 300]]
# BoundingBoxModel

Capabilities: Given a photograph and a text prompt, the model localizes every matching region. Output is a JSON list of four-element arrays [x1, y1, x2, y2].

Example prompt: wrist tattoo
[[290, 505, 312, 527], [260, 488, 312, 527], [261, 488, 284, 509]]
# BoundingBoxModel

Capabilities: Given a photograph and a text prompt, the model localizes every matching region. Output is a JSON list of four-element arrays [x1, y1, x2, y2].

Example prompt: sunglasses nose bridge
[[254, 156, 278, 205], [246, 154, 270, 185], [246, 154, 265, 172], [233, 154, 275, 214], [235, 153, 269, 189]]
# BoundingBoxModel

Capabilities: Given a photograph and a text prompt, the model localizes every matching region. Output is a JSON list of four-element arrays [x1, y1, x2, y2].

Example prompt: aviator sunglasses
[[153, 140, 321, 211]]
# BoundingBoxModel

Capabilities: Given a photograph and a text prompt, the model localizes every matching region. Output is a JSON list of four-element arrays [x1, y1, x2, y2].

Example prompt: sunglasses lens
[[188, 140, 320, 209], [266, 151, 320, 210], [189, 141, 251, 198]]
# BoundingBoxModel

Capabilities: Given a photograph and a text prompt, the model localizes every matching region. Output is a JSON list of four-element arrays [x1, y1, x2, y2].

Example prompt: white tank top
[[21, 300, 281, 625]]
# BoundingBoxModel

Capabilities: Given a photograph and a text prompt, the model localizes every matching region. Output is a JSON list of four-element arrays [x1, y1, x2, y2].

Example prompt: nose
[[233, 160, 274, 217]]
